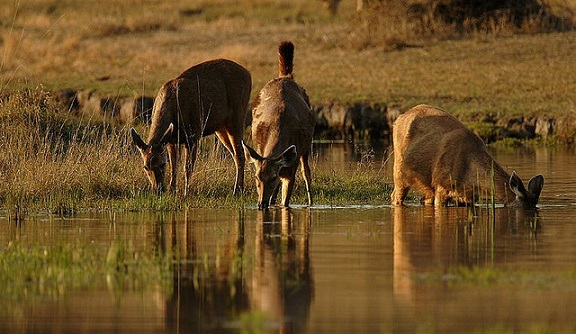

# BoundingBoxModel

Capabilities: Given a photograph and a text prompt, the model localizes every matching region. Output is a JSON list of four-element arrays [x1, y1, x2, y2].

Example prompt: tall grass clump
[[311, 150, 393, 206], [0, 88, 147, 214], [0, 88, 253, 213]]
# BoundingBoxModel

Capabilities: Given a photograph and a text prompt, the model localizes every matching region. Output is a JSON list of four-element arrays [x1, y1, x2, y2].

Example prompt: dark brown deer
[[243, 41, 315, 210], [391, 104, 544, 208], [130, 59, 251, 196]]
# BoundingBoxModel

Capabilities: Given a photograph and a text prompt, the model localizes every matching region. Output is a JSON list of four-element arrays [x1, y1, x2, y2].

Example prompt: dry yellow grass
[[1, 0, 574, 116]]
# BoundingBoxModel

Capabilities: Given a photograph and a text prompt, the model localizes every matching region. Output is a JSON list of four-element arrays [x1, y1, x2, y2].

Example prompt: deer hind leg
[[300, 153, 313, 206], [183, 141, 198, 197], [434, 186, 450, 207], [167, 143, 178, 192], [215, 128, 245, 196]]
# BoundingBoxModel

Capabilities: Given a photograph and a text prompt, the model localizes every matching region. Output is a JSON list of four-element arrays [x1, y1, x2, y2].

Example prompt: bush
[[350, 0, 575, 49]]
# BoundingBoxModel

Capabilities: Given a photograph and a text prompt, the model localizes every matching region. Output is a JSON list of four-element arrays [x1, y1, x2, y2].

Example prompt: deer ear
[[243, 142, 263, 164], [159, 123, 174, 145], [277, 145, 298, 168], [130, 128, 147, 151], [527, 174, 544, 198], [509, 171, 527, 198]]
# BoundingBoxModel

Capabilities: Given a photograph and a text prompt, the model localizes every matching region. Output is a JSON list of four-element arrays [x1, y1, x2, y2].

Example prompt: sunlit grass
[[0, 89, 394, 213], [1, 0, 574, 115]]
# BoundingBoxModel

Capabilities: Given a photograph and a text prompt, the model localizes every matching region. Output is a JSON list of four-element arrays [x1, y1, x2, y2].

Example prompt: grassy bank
[[0, 90, 389, 214]]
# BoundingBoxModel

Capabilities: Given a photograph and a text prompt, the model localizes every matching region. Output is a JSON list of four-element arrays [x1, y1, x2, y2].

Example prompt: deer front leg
[[434, 186, 450, 207], [280, 167, 299, 208], [167, 143, 178, 193], [300, 153, 313, 206], [183, 142, 198, 197], [391, 186, 408, 206], [281, 177, 295, 208]]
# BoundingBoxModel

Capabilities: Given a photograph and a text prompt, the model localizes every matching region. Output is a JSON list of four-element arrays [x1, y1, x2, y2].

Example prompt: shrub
[[350, 0, 575, 49]]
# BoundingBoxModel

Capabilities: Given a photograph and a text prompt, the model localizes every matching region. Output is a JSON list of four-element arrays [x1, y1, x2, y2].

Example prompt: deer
[[391, 104, 544, 209], [243, 41, 315, 210], [130, 59, 252, 196]]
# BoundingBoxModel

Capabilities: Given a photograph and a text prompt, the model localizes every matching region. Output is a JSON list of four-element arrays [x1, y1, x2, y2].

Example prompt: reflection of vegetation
[[416, 266, 576, 290], [0, 240, 172, 299]]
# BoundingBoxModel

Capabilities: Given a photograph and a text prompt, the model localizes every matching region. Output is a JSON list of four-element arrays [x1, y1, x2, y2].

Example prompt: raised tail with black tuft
[[278, 41, 294, 77]]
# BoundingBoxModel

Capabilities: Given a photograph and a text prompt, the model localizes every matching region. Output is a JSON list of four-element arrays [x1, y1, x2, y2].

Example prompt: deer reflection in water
[[250, 208, 314, 332], [154, 208, 313, 333], [392, 206, 541, 332]]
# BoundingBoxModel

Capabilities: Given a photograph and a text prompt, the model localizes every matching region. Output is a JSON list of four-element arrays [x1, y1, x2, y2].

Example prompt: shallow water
[[1, 145, 576, 333]]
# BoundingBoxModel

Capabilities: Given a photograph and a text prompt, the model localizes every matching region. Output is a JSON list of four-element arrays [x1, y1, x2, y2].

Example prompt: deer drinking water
[[391, 104, 544, 208], [243, 41, 315, 210], [130, 59, 252, 196]]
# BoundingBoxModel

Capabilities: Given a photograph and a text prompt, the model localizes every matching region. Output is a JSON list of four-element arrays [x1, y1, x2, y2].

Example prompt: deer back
[[251, 78, 314, 158], [147, 59, 251, 145]]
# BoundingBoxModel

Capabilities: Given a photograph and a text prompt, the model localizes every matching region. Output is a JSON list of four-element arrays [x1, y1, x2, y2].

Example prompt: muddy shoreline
[[51, 89, 575, 144]]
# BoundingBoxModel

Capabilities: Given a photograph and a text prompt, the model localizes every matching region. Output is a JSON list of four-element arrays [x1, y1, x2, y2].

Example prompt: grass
[[1, 1, 574, 113], [0, 89, 389, 213]]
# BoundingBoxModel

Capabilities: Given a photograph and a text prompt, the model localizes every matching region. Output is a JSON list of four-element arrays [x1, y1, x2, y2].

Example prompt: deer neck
[[489, 160, 516, 205]]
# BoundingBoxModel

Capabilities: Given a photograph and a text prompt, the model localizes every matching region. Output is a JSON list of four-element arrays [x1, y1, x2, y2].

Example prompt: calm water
[[2, 144, 576, 333]]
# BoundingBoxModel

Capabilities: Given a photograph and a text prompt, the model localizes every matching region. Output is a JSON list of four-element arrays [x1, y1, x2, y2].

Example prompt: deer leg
[[183, 142, 198, 197], [391, 185, 408, 206], [300, 153, 313, 206], [422, 196, 435, 206], [215, 129, 245, 196], [434, 186, 450, 207], [281, 177, 295, 208], [167, 143, 178, 193], [270, 183, 280, 206], [391, 166, 409, 206], [280, 167, 298, 208]]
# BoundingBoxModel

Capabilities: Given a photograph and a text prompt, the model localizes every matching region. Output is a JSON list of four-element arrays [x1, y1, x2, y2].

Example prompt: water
[[2, 144, 576, 333]]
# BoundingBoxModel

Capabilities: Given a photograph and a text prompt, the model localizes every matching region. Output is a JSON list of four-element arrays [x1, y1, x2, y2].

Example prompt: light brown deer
[[391, 104, 544, 208], [130, 59, 251, 195], [243, 41, 315, 210]]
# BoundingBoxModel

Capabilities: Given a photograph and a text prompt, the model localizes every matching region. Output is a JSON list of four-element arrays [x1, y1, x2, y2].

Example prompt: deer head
[[509, 172, 544, 209], [130, 123, 174, 193], [243, 143, 298, 209]]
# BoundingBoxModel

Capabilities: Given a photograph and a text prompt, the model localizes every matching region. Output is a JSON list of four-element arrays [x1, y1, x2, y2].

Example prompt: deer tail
[[278, 41, 294, 77]]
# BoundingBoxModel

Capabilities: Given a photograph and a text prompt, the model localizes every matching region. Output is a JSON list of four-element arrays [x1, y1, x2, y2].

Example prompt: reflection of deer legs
[[300, 152, 313, 206], [215, 128, 245, 196]]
